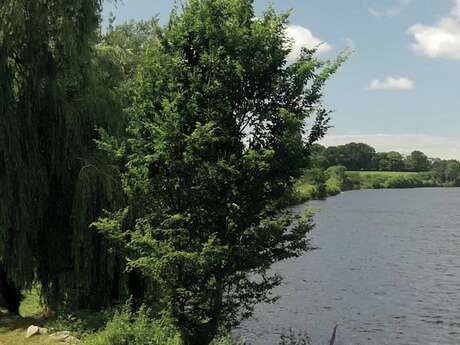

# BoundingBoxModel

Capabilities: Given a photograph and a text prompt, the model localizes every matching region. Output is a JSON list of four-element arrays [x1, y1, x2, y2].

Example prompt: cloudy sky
[[103, 0, 460, 159]]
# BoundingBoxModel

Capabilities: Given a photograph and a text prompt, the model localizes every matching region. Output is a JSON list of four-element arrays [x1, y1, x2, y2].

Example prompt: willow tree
[[0, 1, 130, 311], [97, 1, 348, 344]]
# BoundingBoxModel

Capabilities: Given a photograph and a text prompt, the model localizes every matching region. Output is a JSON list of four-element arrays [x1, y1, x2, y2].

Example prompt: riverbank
[[0, 290, 231, 345], [290, 170, 450, 204]]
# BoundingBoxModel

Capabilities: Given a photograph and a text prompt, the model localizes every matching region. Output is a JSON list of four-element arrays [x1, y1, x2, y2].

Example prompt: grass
[[291, 169, 439, 206], [347, 171, 419, 177], [0, 315, 52, 345], [0, 288, 53, 345]]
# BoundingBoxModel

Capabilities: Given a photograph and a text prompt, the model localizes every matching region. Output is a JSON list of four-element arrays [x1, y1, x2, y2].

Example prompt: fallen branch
[[329, 325, 338, 345]]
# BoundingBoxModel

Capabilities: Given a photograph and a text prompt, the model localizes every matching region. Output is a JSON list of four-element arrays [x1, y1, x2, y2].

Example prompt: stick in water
[[329, 325, 338, 345]]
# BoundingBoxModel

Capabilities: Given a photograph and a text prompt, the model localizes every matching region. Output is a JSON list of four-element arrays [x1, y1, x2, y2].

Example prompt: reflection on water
[[238, 188, 460, 345]]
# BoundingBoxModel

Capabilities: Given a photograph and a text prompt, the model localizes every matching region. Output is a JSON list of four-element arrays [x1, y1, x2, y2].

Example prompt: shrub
[[383, 175, 424, 188], [83, 305, 181, 345], [343, 172, 362, 190], [324, 165, 347, 180], [359, 175, 386, 189], [325, 177, 342, 195], [293, 183, 318, 203]]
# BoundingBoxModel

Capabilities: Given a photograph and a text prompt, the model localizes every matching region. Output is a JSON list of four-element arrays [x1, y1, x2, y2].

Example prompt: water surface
[[238, 188, 460, 345]]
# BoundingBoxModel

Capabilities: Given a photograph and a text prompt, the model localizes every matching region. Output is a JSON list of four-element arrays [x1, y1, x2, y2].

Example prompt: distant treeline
[[288, 142, 460, 204], [309, 142, 460, 184]]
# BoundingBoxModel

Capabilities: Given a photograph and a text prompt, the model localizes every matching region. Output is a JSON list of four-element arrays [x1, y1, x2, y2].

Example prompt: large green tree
[[406, 150, 431, 172], [375, 151, 405, 171], [0, 0, 133, 311], [97, 1, 347, 344]]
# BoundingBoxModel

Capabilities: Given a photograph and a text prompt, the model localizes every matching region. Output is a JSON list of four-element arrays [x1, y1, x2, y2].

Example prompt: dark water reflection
[[237, 188, 460, 345]]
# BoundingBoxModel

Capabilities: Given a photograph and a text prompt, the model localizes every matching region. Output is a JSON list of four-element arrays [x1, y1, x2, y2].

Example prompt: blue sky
[[103, 0, 460, 159]]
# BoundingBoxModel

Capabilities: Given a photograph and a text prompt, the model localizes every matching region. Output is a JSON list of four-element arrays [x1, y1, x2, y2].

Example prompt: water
[[237, 188, 460, 345]]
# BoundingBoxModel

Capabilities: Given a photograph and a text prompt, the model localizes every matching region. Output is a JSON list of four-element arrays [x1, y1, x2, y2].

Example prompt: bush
[[359, 174, 386, 189], [325, 177, 341, 195], [342, 172, 362, 190], [324, 165, 347, 180], [46, 308, 115, 338], [383, 175, 424, 188], [290, 183, 317, 203], [83, 305, 181, 345]]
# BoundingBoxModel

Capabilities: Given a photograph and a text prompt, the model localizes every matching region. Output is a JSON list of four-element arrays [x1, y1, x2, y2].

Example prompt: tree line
[[308, 143, 460, 184], [0, 1, 347, 344]]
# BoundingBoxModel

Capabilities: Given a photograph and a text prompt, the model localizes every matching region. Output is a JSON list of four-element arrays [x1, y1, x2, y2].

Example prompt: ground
[[0, 288, 54, 345]]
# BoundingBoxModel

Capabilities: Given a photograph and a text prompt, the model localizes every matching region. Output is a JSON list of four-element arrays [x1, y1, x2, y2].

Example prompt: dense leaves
[[0, 0, 130, 309], [311, 143, 436, 172], [96, 1, 346, 344], [1, 1, 348, 344]]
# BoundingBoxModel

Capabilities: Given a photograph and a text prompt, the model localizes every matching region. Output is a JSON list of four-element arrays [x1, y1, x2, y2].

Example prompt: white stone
[[64, 335, 81, 343], [25, 325, 40, 338], [49, 331, 71, 341]]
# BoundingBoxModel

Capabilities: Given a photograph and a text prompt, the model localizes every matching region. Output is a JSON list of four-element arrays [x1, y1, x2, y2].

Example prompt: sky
[[103, 0, 460, 159]]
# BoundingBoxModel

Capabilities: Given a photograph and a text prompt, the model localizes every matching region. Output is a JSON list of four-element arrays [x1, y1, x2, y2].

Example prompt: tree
[[338, 143, 376, 171], [323, 146, 343, 167], [322, 143, 375, 171], [445, 160, 460, 183], [406, 150, 430, 172], [375, 151, 405, 171], [308, 144, 328, 169], [96, 1, 347, 344], [0, 0, 132, 311]]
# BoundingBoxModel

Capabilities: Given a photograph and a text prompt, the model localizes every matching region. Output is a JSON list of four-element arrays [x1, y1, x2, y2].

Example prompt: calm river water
[[237, 188, 460, 345]]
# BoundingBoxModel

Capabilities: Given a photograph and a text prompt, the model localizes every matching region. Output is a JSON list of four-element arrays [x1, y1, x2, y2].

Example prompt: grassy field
[[291, 170, 438, 205], [347, 171, 420, 177]]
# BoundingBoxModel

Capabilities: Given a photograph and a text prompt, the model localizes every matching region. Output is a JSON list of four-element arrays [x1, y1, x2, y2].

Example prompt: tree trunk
[[0, 268, 21, 315]]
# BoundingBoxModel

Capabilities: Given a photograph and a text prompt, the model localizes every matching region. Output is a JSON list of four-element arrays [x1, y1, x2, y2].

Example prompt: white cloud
[[368, 0, 414, 18], [367, 76, 415, 91], [452, 0, 460, 18], [285, 25, 332, 63], [321, 134, 460, 160], [369, 7, 402, 18], [407, 0, 460, 60]]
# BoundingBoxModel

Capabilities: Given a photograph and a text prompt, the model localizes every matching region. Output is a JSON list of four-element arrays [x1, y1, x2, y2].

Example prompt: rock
[[25, 325, 40, 338], [49, 331, 71, 341], [64, 335, 81, 343], [49, 331, 80, 343], [39, 327, 49, 335]]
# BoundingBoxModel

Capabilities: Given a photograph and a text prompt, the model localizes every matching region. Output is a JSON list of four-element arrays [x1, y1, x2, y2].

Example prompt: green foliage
[[350, 171, 435, 189], [292, 183, 319, 203], [325, 178, 342, 196], [0, 0, 135, 310], [95, 1, 346, 344], [383, 175, 425, 188], [432, 159, 460, 184], [406, 150, 431, 172], [83, 305, 181, 345], [47, 309, 115, 338], [375, 151, 405, 171], [19, 286, 44, 317], [292, 169, 442, 206], [300, 169, 327, 198], [312, 143, 376, 170]]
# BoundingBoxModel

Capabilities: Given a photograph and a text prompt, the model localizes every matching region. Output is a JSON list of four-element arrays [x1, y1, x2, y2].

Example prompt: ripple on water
[[237, 188, 460, 345]]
